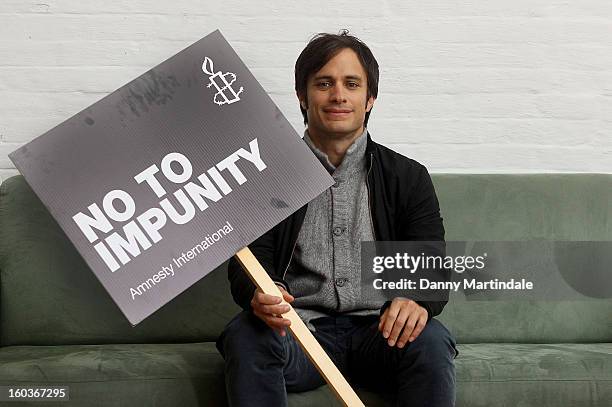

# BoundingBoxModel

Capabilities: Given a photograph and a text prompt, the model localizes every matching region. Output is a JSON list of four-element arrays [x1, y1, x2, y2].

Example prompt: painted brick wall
[[1, 0, 611, 183]]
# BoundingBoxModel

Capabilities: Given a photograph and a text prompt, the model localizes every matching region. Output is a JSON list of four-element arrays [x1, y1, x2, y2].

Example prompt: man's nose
[[329, 83, 347, 103]]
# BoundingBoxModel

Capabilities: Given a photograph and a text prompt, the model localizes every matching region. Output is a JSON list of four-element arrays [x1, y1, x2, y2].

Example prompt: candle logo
[[201, 57, 244, 106]]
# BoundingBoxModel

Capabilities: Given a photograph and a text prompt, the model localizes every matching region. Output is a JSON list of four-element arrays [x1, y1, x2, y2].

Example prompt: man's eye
[[348, 82, 359, 88], [317, 82, 331, 88]]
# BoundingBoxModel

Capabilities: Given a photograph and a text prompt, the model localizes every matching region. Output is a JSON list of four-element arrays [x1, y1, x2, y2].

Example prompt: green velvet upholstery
[[432, 174, 612, 345], [1, 174, 611, 406], [2, 343, 609, 406]]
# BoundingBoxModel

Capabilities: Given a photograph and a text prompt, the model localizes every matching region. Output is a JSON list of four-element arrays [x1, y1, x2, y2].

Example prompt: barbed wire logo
[[201, 57, 244, 106]]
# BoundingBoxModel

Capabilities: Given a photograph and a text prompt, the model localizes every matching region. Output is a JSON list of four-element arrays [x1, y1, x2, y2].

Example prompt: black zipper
[[365, 152, 377, 241], [282, 236, 298, 281]]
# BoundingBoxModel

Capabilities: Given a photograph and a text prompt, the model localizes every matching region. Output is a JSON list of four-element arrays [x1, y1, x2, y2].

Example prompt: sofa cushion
[[0, 342, 388, 406], [438, 299, 612, 344], [455, 343, 612, 407], [1, 342, 610, 407], [433, 174, 612, 343], [434, 174, 612, 242], [0, 342, 228, 406]]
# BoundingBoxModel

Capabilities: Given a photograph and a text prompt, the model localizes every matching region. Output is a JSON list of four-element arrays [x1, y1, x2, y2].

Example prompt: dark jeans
[[216, 311, 458, 407]]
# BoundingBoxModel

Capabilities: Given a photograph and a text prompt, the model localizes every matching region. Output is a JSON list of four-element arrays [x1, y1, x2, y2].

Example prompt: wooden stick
[[234, 246, 365, 407]]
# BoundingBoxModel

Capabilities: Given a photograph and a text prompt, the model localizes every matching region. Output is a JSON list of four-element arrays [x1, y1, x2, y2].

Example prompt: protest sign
[[9, 29, 334, 325]]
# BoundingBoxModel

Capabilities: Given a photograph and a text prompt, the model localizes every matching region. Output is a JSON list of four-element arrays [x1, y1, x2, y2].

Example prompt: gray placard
[[9, 30, 334, 325]]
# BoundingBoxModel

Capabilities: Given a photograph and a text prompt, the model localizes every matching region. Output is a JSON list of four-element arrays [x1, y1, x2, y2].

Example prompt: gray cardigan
[[284, 129, 382, 331]]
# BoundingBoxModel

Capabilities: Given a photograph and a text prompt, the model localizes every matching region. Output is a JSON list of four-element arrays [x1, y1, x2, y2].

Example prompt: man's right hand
[[250, 286, 295, 337]]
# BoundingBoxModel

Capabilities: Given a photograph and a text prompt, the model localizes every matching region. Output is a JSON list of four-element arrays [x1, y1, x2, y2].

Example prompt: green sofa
[[1, 174, 611, 406]]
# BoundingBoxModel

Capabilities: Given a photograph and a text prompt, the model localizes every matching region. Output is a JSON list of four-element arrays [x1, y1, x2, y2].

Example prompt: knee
[[394, 320, 457, 406], [217, 311, 284, 359], [407, 318, 458, 366]]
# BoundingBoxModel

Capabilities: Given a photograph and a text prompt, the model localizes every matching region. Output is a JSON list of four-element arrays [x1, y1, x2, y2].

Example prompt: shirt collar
[[303, 128, 368, 177]]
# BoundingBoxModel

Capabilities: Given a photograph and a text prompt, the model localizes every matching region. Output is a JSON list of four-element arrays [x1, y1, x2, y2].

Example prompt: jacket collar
[[365, 131, 378, 166]]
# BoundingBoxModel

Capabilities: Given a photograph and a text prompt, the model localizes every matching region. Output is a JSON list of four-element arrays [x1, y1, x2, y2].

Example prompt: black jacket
[[227, 132, 447, 320]]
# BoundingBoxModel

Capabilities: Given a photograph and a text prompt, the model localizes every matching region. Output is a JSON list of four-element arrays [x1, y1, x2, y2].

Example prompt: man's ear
[[366, 96, 376, 113], [297, 92, 308, 110]]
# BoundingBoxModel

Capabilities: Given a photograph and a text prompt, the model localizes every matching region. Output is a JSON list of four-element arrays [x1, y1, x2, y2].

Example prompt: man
[[216, 30, 458, 407]]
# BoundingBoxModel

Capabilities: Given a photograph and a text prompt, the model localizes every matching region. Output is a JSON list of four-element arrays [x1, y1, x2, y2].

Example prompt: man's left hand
[[378, 297, 428, 348]]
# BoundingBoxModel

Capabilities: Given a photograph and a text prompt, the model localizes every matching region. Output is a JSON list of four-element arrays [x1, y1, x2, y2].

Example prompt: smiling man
[[217, 30, 458, 407]]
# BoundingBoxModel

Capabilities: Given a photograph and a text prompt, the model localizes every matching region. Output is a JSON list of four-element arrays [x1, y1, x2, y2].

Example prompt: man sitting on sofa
[[216, 30, 458, 407]]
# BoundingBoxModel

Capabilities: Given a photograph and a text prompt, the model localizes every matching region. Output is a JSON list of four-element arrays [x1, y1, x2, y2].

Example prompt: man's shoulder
[[370, 138, 429, 178]]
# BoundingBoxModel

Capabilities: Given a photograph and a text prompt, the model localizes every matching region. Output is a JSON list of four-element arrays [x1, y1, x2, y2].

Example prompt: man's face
[[299, 48, 375, 139]]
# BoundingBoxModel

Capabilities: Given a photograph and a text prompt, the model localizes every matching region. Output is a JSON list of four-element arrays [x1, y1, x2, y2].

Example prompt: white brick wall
[[1, 0, 611, 183]]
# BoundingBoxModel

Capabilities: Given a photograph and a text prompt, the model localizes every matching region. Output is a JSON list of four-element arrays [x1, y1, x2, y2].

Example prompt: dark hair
[[294, 29, 379, 126]]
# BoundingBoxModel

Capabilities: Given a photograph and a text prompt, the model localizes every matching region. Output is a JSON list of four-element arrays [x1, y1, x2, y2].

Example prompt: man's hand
[[250, 286, 295, 337], [378, 297, 428, 348]]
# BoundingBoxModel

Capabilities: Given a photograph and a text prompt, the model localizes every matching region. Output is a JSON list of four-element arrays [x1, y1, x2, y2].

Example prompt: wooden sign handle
[[234, 247, 365, 407]]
